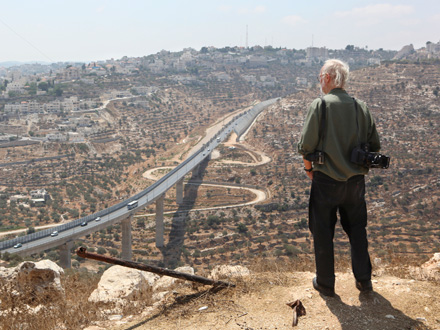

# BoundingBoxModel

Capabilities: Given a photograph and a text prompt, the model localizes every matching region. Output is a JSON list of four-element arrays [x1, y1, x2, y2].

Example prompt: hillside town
[[0, 41, 439, 263], [0, 38, 440, 329]]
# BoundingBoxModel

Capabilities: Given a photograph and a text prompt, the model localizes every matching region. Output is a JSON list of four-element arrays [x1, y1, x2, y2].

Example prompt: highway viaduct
[[0, 98, 279, 268]]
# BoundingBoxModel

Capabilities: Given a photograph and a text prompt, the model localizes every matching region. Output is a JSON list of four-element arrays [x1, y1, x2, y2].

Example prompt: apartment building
[[306, 47, 329, 60]]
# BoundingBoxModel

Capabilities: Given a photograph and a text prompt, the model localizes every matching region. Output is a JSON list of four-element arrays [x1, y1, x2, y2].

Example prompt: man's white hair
[[322, 59, 349, 88]]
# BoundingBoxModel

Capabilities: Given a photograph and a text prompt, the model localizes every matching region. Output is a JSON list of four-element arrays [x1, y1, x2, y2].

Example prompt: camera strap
[[353, 98, 360, 145], [317, 97, 326, 149]]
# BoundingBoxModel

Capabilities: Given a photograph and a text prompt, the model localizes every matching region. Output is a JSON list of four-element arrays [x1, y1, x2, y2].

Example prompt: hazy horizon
[[0, 0, 438, 63]]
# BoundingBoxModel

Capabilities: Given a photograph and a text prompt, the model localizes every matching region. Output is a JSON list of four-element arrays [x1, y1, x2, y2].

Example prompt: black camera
[[305, 151, 325, 165], [351, 143, 390, 169]]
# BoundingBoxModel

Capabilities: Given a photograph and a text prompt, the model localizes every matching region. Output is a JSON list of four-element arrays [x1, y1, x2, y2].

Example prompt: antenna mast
[[246, 25, 248, 48]]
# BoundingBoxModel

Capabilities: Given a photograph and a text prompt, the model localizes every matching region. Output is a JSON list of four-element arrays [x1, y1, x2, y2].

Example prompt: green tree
[[54, 86, 63, 97], [237, 223, 248, 234], [27, 82, 37, 95], [38, 81, 49, 92]]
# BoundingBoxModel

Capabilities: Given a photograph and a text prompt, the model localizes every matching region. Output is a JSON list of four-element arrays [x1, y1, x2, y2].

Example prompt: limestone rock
[[88, 265, 159, 304], [0, 260, 64, 306], [0, 266, 15, 279], [18, 260, 64, 294], [409, 253, 440, 281], [420, 253, 440, 280], [153, 266, 194, 292], [210, 265, 250, 280]]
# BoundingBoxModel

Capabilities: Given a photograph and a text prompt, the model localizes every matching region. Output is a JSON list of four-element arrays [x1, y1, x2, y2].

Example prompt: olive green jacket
[[298, 88, 381, 181]]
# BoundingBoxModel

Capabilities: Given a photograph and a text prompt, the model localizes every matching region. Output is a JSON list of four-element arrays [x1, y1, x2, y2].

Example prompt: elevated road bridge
[[0, 98, 279, 267]]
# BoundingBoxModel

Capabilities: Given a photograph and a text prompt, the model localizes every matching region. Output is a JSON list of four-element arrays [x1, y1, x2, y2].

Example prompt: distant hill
[[0, 61, 52, 68]]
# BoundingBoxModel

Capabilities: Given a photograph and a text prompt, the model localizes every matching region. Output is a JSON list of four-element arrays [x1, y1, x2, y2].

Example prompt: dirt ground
[[105, 271, 440, 330]]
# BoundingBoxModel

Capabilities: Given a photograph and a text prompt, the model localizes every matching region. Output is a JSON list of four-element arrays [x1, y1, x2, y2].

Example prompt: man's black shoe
[[313, 277, 335, 297], [355, 280, 373, 292]]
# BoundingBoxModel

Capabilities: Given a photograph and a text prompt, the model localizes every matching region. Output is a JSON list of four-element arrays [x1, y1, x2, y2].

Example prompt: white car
[[14, 243, 22, 249], [50, 231, 59, 237], [95, 217, 101, 221]]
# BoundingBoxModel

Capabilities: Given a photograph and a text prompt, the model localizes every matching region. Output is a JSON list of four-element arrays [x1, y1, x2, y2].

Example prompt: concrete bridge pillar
[[155, 195, 165, 248], [192, 165, 200, 179], [59, 241, 73, 269], [121, 215, 133, 261], [176, 178, 184, 204]]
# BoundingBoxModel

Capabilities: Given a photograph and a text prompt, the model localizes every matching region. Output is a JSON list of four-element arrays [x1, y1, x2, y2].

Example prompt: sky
[[0, 0, 439, 63]]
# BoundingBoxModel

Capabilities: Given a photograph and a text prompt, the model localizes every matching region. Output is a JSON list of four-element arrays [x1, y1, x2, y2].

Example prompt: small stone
[[108, 315, 123, 321], [416, 317, 427, 322], [374, 258, 382, 267], [385, 315, 395, 319], [198, 306, 208, 311]]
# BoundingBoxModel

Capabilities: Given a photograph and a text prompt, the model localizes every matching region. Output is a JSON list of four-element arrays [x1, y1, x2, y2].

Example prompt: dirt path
[[140, 168, 267, 214], [115, 271, 439, 330]]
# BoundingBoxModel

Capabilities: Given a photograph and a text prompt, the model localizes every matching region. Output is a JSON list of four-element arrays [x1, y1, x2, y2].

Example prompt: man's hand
[[303, 157, 313, 180]]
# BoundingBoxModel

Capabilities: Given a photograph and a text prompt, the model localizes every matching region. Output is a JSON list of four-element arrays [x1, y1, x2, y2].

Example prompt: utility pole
[[246, 25, 248, 49]]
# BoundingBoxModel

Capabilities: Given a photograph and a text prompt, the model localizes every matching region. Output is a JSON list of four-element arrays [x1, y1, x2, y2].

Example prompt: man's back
[[298, 88, 380, 181]]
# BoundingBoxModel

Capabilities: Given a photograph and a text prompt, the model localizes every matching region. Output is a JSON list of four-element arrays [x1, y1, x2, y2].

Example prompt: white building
[[6, 81, 25, 94], [30, 189, 49, 200], [57, 66, 81, 81], [367, 58, 381, 66], [306, 47, 329, 60], [242, 75, 257, 84], [212, 72, 231, 82], [46, 132, 68, 142], [426, 41, 440, 54]]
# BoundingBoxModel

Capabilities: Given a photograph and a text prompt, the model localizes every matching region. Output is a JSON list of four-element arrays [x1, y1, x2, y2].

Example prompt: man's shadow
[[324, 291, 430, 330], [160, 158, 209, 268]]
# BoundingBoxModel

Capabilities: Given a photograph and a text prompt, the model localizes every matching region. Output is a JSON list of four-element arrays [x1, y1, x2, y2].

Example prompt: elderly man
[[298, 59, 381, 297]]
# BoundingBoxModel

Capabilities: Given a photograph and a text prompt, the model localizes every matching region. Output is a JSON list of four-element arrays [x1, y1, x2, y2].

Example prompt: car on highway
[[80, 221, 88, 227], [50, 231, 58, 237], [14, 243, 22, 249], [95, 217, 101, 221]]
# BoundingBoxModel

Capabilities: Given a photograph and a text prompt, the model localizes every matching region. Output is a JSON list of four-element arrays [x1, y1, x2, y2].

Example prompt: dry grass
[[0, 251, 435, 330], [0, 270, 100, 330], [0, 266, 162, 330]]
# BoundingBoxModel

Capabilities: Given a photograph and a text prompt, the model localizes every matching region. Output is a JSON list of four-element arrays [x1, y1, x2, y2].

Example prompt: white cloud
[[254, 5, 266, 14], [335, 3, 414, 20], [430, 13, 440, 22], [282, 15, 307, 26]]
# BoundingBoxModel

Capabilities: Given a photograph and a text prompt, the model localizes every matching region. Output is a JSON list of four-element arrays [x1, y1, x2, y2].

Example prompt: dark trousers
[[309, 171, 372, 289]]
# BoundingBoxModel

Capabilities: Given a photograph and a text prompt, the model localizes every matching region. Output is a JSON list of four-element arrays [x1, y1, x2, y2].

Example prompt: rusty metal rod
[[76, 247, 235, 288]]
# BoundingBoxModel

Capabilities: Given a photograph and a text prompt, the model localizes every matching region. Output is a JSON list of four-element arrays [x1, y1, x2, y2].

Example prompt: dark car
[[80, 221, 88, 227]]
